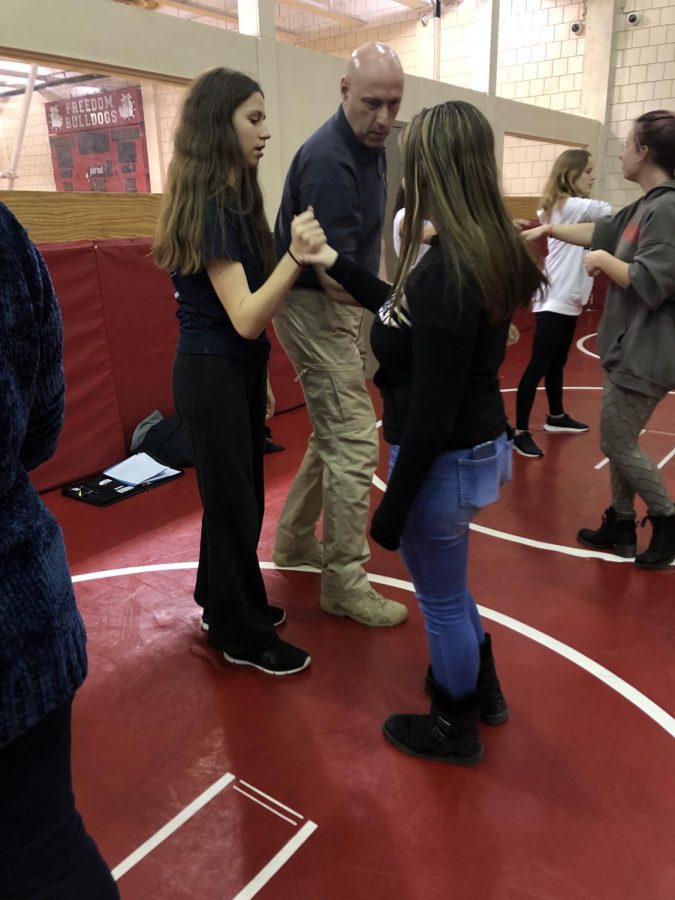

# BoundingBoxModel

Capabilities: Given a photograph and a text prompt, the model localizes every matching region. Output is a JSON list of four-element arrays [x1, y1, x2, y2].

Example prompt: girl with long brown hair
[[155, 68, 324, 675]]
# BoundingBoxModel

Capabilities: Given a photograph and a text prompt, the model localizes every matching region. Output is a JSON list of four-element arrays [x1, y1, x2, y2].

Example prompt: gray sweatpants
[[600, 377, 674, 517]]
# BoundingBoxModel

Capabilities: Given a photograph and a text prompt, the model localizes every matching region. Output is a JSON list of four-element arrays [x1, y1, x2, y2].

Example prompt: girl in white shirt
[[513, 150, 611, 458], [392, 185, 435, 267]]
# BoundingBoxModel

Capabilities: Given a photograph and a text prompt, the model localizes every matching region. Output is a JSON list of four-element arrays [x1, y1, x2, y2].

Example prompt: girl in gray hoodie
[[524, 110, 675, 570]]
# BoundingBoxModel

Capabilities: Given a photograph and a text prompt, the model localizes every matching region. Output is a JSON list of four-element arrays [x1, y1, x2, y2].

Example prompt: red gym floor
[[45, 307, 674, 899]]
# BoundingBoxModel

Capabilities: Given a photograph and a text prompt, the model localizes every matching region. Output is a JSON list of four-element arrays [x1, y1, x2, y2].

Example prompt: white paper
[[103, 452, 180, 486]]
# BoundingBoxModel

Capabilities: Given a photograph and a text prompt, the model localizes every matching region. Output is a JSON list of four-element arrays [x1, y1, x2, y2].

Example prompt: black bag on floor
[[136, 416, 194, 468]]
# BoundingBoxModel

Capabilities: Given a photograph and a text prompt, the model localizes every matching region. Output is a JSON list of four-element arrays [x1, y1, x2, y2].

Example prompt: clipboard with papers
[[61, 452, 184, 507]]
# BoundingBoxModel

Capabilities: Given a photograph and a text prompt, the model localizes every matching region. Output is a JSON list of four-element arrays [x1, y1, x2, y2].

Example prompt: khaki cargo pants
[[273, 287, 379, 601]]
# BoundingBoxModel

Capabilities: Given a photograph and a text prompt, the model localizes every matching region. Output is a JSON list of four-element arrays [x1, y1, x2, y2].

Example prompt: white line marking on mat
[[72, 563, 674, 737], [499, 385, 603, 393], [238, 780, 304, 820], [360, 572, 675, 739], [232, 785, 299, 825], [73, 561, 198, 582], [111, 772, 235, 881], [372, 473, 387, 492], [233, 821, 318, 900], [595, 429, 647, 469], [482, 607, 675, 739], [657, 447, 675, 469], [467, 522, 639, 562], [576, 333, 600, 359]]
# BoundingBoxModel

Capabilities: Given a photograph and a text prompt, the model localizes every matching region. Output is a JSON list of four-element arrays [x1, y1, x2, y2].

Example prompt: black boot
[[384, 672, 483, 766], [476, 633, 509, 725], [577, 506, 637, 557], [635, 511, 675, 570], [424, 633, 509, 725]]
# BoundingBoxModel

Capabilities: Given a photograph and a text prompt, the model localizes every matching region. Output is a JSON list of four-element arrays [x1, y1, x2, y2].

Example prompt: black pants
[[173, 352, 277, 656], [516, 310, 578, 431], [0, 701, 119, 900]]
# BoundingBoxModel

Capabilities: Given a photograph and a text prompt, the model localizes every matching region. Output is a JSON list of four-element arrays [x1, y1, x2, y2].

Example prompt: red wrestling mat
[[42, 307, 674, 899]]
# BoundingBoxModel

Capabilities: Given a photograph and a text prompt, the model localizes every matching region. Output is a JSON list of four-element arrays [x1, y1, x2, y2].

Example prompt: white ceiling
[[0, 0, 433, 97]]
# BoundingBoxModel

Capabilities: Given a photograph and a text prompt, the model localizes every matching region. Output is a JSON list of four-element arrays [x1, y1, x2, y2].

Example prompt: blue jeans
[[389, 433, 512, 698]]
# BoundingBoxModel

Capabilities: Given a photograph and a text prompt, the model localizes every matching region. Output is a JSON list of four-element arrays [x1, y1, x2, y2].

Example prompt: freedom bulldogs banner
[[46, 86, 151, 193], [46, 87, 144, 135]]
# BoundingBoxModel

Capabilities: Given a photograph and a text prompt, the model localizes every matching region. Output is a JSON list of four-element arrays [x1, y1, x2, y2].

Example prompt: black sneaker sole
[[634, 555, 675, 570], [222, 650, 311, 676], [481, 708, 510, 726], [513, 445, 544, 458], [544, 424, 589, 433], [576, 535, 636, 557]]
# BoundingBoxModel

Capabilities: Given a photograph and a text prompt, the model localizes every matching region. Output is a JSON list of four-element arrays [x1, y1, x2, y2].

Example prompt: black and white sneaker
[[223, 638, 311, 676], [544, 414, 589, 433], [201, 606, 286, 632], [513, 431, 544, 458]]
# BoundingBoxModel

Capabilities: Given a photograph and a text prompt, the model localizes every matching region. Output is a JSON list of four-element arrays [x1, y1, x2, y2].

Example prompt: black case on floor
[[61, 465, 184, 507]]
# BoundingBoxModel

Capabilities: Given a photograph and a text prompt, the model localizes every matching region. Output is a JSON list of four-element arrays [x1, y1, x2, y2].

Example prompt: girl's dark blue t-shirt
[[171, 199, 270, 364]]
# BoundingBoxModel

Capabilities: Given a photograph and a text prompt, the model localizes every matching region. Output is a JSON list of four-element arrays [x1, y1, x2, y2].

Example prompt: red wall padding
[[31, 242, 127, 493], [29, 239, 304, 492], [95, 239, 177, 444]]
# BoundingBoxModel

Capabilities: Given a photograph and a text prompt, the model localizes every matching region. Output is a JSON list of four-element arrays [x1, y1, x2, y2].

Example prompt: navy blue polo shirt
[[172, 197, 270, 365], [274, 105, 387, 289]]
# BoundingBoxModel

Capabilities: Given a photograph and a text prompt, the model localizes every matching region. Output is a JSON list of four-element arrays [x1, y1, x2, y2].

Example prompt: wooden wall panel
[[504, 197, 540, 220], [0, 190, 540, 243], [0, 190, 162, 241]]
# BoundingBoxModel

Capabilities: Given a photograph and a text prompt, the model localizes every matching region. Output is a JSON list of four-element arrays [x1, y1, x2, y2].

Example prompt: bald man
[[273, 43, 407, 627]]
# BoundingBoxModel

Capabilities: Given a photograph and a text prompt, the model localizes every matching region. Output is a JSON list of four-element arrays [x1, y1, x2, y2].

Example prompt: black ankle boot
[[476, 634, 509, 725], [635, 511, 675, 570], [424, 633, 509, 725], [384, 672, 483, 766], [577, 506, 637, 557]]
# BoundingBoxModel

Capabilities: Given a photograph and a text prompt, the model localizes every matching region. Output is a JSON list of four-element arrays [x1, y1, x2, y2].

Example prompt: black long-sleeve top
[[327, 239, 509, 548]]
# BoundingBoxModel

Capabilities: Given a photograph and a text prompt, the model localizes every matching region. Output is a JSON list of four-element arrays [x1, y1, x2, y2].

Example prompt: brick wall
[[604, 2, 675, 207], [502, 135, 578, 196], [497, 0, 586, 113]]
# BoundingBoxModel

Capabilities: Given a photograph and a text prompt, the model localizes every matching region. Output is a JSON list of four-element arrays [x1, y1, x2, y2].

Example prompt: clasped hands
[[289, 207, 338, 269], [518, 224, 605, 277], [519, 222, 549, 243], [582, 249, 606, 277]]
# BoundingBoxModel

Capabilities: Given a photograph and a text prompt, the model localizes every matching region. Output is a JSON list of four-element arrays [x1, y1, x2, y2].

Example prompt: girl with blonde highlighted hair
[[302, 100, 545, 765]]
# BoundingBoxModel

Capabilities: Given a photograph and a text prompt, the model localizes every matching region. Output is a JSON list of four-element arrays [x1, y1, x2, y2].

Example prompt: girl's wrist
[[287, 247, 303, 267]]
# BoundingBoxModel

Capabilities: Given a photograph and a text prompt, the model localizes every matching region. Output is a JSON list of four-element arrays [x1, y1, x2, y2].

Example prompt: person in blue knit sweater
[[0, 203, 118, 897]]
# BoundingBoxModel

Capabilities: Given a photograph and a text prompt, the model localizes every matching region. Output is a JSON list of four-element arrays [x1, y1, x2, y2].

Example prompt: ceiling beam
[[128, 0, 364, 32], [160, 1, 299, 35], [160, 0, 238, 25], [280, 0, 366, 27], [390, 0, 432, 9]]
